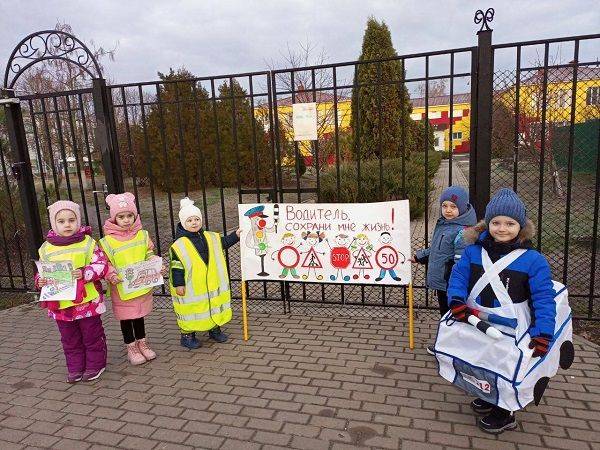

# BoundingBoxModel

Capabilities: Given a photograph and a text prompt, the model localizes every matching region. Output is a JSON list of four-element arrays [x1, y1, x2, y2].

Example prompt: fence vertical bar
[[92, 78, 124, 194], [562, 41, 579, 284], [449, 53, 454, 186], [588, 117, 600, 318], [470, 27, 494, 219], [513, 46, 522, 192], [536, 43, 550, 251], [1, 89, 43, 262]]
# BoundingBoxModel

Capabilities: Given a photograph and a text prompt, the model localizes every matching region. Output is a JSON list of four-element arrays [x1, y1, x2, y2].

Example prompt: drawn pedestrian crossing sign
[[302, 248, 323, 268], [352, 248, 373, 269]]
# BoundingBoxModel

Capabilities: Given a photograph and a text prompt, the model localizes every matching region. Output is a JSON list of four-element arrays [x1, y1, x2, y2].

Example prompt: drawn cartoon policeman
[[244, 205, 277, 276]]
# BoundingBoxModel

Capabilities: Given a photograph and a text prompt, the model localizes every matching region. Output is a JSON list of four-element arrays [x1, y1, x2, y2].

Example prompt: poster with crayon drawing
[[238, 201, 411, 285], [34, 260, 77, 301]]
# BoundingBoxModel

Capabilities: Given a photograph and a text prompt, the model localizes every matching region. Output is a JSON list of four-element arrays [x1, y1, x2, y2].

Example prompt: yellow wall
[[410, 102, 471, 152], [498, 79, 599, 123]]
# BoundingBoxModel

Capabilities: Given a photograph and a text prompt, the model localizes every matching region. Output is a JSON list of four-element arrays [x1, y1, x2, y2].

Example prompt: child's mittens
[[528, 334, 552, 357], [175, 286, 185, 296], [450, 301, 469, 322], [107, 272, 122, 285]]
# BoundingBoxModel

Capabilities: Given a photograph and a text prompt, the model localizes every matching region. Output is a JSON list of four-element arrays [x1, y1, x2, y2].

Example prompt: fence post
[[92, 78, 124, 194], [1, 89, 43, 260], [469, 9, 495, 218]]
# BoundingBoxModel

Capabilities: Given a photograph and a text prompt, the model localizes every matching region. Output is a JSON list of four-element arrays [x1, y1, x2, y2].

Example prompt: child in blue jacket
[[412, 186, 477, 354], [447, 188, 556, 434]]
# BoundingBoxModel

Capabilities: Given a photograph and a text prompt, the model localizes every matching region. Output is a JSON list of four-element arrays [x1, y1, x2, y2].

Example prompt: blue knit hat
[[440, 186, 469, 215], [484, 188, 527, 227]]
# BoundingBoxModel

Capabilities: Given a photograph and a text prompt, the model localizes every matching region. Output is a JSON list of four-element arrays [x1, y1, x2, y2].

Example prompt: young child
[[411, 186, 477, 354], [36, 200, 108, 383], [170, 198, 241, 349], [100, 193, 164, 366], [447, 188, 556, 434]]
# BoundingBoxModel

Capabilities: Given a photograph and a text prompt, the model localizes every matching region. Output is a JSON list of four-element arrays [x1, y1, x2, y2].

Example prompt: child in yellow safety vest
[[100, 192, 167, 366], [36, 201, 109, 383], [170, 198, 241, 349]]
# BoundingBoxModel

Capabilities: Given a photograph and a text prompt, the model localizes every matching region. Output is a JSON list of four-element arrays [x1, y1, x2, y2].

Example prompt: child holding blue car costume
[[446, 188, 557, 434]]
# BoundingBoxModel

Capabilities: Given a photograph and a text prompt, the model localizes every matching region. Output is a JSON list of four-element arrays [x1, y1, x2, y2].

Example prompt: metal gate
[[1, 12, 599, 320]]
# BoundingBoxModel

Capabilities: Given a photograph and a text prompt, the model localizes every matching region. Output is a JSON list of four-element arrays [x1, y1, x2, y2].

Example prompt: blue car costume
[[434, 190, 574, 418]]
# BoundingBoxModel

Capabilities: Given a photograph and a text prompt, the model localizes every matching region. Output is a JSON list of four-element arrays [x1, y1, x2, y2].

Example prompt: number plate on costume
[[460, 372, 492, 394], [452, 359, 498, 403]]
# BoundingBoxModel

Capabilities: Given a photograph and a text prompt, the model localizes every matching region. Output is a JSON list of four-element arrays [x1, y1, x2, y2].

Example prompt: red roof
[[520, 66, 600, 85], [276, 91, 350, 106], [410, 93, 471, 108]]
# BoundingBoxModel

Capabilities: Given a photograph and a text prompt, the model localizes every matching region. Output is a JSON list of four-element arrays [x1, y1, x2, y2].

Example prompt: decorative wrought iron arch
[[3, 29, 103, 89]]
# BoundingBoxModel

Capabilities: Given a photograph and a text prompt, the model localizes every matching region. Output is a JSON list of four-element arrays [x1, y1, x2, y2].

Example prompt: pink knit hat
[[48, 200, 81, 233], [106, 192, 138, 220]]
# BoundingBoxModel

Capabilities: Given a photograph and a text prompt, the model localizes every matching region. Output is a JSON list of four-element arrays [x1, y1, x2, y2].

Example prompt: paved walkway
[[0, 303, 598, 450]]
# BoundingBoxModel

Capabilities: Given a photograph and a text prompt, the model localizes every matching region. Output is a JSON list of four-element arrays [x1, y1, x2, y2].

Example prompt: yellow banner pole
[[408, 282, 414, 350], [241, 279, 249, 341]]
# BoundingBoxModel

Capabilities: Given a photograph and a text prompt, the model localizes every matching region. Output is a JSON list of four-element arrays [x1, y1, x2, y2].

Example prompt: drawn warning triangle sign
[[352, 248, 373, 269], [301, 248, 323, 268]]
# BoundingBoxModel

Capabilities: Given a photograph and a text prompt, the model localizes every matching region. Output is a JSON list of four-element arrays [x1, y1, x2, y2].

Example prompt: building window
[[587, 86, 600, 106], [555, 89, 572, 108], [452, 131, 463, 140], [434, 137, 440, 147]]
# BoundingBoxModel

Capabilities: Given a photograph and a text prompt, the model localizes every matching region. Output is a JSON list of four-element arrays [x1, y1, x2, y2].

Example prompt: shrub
[[319, 153, 441, 219]]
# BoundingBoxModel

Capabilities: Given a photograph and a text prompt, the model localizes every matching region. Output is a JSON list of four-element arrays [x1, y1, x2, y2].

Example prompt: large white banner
[[238, 201, 411, 285]]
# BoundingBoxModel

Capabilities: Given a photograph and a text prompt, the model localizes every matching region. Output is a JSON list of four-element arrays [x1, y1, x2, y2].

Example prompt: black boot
[[478, 407, 517, 434]]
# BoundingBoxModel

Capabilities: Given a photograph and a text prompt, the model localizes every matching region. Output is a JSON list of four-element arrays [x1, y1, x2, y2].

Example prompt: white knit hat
[[179, 197, 202, 227]]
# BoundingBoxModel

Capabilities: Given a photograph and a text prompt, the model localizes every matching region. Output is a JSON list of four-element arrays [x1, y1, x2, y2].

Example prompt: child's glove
[[529, 334, 552, 357], [449, 301, 469, 322], [107, 273, 122, 285]]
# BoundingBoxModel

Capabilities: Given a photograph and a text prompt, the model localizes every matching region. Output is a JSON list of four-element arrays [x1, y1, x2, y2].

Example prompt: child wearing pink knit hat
[[37, 200, 109, 383], [99, 192, 165, 366]]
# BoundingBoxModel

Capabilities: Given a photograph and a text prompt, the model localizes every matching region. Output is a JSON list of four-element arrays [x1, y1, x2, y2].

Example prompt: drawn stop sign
[[330, 247, 350, 269], [375, 245, 399, 270], [277, 246, 300, 268]]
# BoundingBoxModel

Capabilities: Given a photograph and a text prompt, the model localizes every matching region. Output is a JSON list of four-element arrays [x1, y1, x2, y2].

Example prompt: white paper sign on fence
[[292, 102, 318, 141], [238, 201, 411, 285], [120, 258, 164, 295], [35, 260, 77, 302]]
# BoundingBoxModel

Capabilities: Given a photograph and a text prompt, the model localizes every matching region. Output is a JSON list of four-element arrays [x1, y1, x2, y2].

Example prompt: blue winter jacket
[[415, 205, 477, 291], [447, 230, 556, 338]]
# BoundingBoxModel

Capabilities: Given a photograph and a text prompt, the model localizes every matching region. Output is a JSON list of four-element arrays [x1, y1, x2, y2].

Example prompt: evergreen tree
[[144, 68, 210, 192], [142, 69, 272, 192], [216, 79, 273, 189], [351, 17, 427, 159]]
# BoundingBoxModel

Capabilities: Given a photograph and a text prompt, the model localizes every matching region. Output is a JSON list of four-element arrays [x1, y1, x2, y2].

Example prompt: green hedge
[[320, 152, 442, 219]]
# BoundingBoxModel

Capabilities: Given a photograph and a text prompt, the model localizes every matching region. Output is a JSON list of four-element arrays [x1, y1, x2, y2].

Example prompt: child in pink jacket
[[99, 193, 165, 365]]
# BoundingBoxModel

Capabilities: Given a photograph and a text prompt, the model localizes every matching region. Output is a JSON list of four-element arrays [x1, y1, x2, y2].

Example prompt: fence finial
[[474, 8, 495, 33]]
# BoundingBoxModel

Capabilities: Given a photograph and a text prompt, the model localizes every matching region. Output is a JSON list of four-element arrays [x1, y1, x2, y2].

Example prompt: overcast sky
[[1, 0, 598, 91]]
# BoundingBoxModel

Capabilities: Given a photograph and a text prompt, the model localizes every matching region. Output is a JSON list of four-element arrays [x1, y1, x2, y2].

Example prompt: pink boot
[[126, 342, 146, 365], [137, 338, 156, 361]]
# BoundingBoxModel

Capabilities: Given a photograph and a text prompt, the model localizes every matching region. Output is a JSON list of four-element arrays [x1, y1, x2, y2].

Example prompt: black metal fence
[[1, 15, 599, 320]]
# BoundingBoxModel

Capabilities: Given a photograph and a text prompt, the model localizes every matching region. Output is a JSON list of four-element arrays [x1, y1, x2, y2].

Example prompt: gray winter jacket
[[415, 205, 477, 291]]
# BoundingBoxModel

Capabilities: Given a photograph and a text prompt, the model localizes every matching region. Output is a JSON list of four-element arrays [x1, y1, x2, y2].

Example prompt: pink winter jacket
[[101, 231, 157, 322]]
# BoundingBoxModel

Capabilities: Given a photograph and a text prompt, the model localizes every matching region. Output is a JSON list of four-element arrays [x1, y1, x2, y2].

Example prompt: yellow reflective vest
[[169, 232, 232, 332], [38, 235, 99, 309], [99, 230, 152, 301]]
